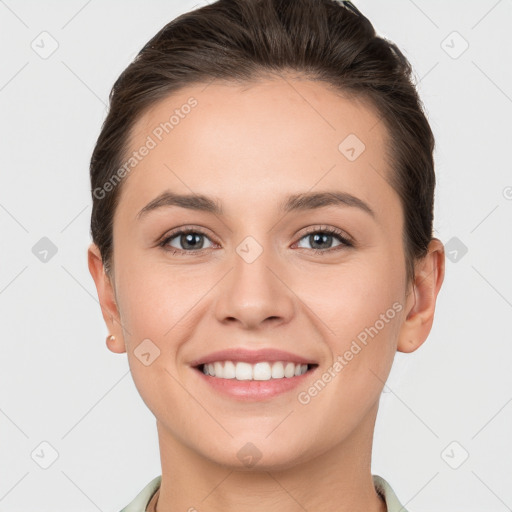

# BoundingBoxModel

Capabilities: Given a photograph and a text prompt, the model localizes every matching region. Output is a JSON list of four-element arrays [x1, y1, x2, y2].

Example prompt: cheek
[[306, 252, 404, 336]]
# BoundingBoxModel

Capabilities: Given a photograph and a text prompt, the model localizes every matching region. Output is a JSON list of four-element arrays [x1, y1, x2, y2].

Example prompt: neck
[[154, 405, 386, 512]]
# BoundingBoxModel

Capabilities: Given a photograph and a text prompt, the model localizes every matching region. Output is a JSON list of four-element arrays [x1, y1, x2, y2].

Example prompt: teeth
[[201, 361, 310, 380]]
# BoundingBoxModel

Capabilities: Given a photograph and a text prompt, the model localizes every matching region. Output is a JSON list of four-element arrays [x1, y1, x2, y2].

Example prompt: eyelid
[[295, 225, 355, 247], [158, 224, 355, 254], [159, 225, 216, 242], [157, 225, 219, 251]]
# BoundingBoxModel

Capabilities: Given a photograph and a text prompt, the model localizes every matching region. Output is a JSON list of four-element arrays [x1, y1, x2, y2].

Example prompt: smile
[[200, 361, 314, 380]]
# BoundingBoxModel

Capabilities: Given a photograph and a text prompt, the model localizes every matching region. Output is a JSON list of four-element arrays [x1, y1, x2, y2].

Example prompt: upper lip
[[189, 348, 318, 367]]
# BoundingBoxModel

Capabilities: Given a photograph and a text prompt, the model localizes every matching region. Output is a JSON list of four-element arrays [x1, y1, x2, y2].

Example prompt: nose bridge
[[214, 235, 295, 328]]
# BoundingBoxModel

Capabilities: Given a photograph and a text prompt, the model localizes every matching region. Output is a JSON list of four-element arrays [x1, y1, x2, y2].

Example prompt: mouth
[[194, 361, 319, 381], [189, 347, 319, 400]]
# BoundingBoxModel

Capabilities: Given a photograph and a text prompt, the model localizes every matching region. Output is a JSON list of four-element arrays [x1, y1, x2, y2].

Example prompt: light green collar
[[120, 474, 408, 512]]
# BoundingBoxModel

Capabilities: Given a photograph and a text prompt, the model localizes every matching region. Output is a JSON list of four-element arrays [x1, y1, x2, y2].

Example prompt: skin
[[88, 74, 445, 512]]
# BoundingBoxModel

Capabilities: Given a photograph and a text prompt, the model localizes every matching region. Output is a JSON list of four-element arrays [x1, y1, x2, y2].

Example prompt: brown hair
[[90, 0, 435, 283]]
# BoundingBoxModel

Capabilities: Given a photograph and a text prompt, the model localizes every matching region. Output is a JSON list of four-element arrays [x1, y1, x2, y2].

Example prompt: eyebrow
[[136, 190, 375, 220]]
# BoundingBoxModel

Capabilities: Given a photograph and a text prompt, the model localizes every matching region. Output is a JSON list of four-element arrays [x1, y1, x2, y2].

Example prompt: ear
[[397, 238, 445, 353], [87, 243, 126, 354]]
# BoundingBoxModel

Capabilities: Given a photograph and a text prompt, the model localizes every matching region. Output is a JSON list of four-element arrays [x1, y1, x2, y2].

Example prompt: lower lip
[[194, 366, 317, 401]]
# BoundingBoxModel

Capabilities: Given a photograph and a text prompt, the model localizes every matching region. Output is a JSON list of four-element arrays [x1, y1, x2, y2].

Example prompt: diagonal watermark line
[[0, 0, 28, 28], [0, 407, 29, 438], [418, 61, 439, 83], [368, 162, 392, 189], [470, 204, 499, 233], [201, 470, 234, 502], [471, 0, 503, 30], [61, 0, 93, 29], [471, 265, 512, 309], [399, 472, 439, 512], [61, 370, 130, 439], [61, 265, 101, 305], [281, 75, 336, 130], [163, 163, 232, 234], [406, 0, 439, 28], [368, 107, 386, 133], [0, 472, 29, 502], [0, 202, 29, 232], [163, 267, 234, 337], [61, 471, 104, 512], [61, 265, 133, 336], [266, 472, 308, 511], [471, 396, 512, 439], [265, 410, 294, 438], [471, 470, 511, 510], [0, 62, 29, 92], [0, 266, 28, 295], [164, 368, 233, 438], [61, 204, 89, 233], [267, 164, 337, 234], [200, 76, 217, 94], [61, 61, 107, 107], [472, 61, 512, 105], [265, 265, 337, 336], [369, 368, 439, 438]]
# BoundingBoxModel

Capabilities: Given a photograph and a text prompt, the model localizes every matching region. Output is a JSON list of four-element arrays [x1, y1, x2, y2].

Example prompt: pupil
[[311, 233, 331, 249], [182, 233, 203, 250]]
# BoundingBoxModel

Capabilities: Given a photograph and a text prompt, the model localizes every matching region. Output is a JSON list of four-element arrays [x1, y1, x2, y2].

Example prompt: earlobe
[[397, 238, 445, 354], [87, 243, 126, 354]]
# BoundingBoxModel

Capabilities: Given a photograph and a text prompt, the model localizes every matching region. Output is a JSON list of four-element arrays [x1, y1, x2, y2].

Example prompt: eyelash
[[158, 225, 354, 256]]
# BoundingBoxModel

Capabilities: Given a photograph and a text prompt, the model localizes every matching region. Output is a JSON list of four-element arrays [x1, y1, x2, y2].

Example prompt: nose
[[214, 243, 296, 330]]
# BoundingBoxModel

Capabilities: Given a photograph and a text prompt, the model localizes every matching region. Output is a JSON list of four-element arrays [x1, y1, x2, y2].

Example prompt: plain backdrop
[[1, 0, 511, 511]]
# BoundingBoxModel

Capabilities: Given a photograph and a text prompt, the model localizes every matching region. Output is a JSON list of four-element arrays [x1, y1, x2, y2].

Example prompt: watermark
[[93, 97, 198, 200], [31, 441, 59, 469], [297, 301, 403, 405], [440, 31, 469, 60], [444, 236, 468, 263], [440, 440, 469, 469], [31, 31, 59, 60], [338, 133, 366, 161], [237, 441, 263, 468], [134, 338, 161, 366]]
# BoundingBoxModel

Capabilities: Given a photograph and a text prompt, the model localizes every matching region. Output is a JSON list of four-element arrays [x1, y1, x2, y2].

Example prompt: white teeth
[[271, 362, 285, 379], [284, 362, 296, 378], [253, 362, 272, 381], [201, 361, 310, 380], [235, 362, 253, 380], [223, 360, 236, 379]]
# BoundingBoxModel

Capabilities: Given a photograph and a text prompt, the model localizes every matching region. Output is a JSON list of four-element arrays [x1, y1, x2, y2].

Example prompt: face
[[97, 75, 418, 470]]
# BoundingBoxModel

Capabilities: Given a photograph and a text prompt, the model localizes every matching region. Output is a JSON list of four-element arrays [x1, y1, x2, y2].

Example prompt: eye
[[158, 225, 354, 256], [295, 226, 353, 253], [159, 228, 215, 254]]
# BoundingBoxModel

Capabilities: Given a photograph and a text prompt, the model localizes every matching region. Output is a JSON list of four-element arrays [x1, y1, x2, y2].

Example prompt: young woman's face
[[107, 76, 416, 469]]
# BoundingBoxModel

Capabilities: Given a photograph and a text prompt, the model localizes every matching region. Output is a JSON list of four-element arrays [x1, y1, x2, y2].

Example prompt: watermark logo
[[339, 133, 366, 162], [31, 441, 59, 469], [237, 442, 262, 468], [236, 236, 264, 264], [31, 31, 59, 59], [297, 301, 403, 405], [445, 236, 468, 263], [441, 31, 469, 60], [93, 97, 198, 200], [32, 237, 58, 263], [134, 338, 161, 366], [441, 441, 469, 469]]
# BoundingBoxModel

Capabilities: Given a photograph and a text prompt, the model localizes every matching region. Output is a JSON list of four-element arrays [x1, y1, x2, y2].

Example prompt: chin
[[202, 437, 316, 472]]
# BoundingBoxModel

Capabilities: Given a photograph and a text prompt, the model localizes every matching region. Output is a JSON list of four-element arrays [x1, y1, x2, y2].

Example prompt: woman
[[88, 0, 445, 510]]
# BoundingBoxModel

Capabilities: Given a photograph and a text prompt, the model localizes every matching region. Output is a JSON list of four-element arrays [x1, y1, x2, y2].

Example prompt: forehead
[[117, 76, 395, 220]]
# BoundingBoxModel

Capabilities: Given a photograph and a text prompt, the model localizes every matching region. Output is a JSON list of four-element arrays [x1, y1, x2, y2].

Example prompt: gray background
[[1, 0, 511, 510]]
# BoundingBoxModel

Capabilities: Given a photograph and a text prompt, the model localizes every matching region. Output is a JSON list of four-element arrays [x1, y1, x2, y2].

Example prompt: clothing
[[119, 474, 408, 512]]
